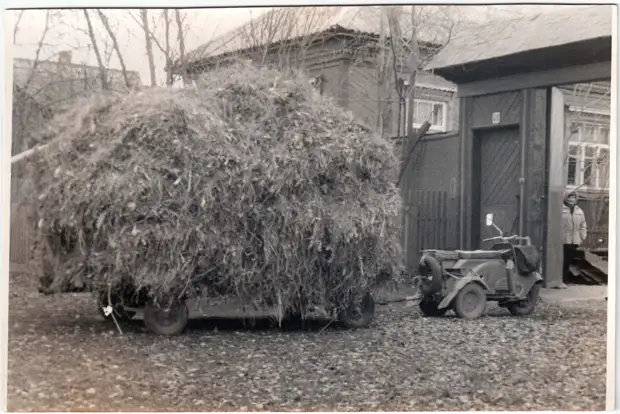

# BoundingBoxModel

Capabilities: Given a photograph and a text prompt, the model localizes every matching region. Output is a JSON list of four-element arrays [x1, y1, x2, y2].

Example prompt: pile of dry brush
[[27, 63, 403, 313]]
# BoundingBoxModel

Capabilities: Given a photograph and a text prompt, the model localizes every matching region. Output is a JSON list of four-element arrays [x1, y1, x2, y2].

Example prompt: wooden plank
[[408, 204, 418, 271], [430, 191, 437, 248], [439, 192, 445, 247], [419, 191, 427, 250], [589, 248, 609, 256], [442, 192, 448, 248], [457, 61, 611, 98], [584, 251, 609, 275], [581, 268, 606, 285]]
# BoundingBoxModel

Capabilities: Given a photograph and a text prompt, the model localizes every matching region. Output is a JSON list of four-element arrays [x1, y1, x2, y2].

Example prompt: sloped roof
[[183, 6, 508, 67], [13, 58, 142, 111], [427, 5, 613, 71]]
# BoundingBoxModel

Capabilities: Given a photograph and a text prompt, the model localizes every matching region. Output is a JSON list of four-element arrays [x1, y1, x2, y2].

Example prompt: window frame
[[566, 141, 610, 190], [405, 98, 448, 132]]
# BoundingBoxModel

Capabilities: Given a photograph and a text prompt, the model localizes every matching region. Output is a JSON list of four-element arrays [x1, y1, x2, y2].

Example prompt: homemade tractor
[[411, 213, 543, 320]]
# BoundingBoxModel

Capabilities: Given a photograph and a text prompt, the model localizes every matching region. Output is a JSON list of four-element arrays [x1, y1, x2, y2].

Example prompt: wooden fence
[[402, 189, 459, 271], [9, 207, 35, 273]]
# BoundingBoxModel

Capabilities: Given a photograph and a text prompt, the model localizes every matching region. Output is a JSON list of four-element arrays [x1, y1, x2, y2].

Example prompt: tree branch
[[96, 10, 131, 89], [23, 10, 52, 92], [83, 9, 108, 90], [13, 10, 25, 44], [174, 9, 187, 80], [140, 9, 157, 87]]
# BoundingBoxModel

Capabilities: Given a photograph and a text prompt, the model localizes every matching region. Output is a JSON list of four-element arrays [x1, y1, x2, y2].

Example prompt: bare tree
[[139, 9, 157, 87], [386, 6, 455, 139], [130, 9, 189, 86], [22, 11, 52, 92], [174, 9, 187, 80], [237, 7, 326, 71], [96, 10, 131, 88], [83, 9, 108, 90], [13, 10, 25, 44]]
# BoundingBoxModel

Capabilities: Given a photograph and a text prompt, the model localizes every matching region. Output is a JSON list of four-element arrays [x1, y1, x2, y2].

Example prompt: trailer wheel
[[339, 292, 376, 329], [419, 300, 448, 317], [453, 282, 487, 320], [144, 300, 189, 336], [507, 283, 541, 316]]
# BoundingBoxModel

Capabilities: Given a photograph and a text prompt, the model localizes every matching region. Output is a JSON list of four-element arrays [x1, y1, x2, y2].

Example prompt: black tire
[[453, 282, 487, 320], [339, 293, 376, 329], [507, 283, 541, 316], [144, 300, 189, 336], [419, 300, 448, 317], [97, 294, 136, 322]]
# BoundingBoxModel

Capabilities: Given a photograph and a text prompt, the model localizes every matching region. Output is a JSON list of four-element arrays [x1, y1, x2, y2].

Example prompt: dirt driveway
[[7, 274, 607, 411]]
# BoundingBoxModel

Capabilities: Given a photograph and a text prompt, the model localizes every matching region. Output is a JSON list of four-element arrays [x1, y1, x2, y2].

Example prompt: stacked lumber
[[568, 248, 608, 285]]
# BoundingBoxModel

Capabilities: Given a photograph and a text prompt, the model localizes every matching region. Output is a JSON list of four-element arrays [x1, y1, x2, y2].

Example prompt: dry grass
[[27, 63, 403, 315]]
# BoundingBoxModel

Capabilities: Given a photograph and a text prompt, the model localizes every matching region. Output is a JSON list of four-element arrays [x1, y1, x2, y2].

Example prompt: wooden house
[[170, 6, 511, 137]]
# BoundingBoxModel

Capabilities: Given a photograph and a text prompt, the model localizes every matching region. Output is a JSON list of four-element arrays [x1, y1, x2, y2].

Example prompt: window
[[405, 99, 447, 132], [571, 120, 610, 145], [566, 142, 610, 190]]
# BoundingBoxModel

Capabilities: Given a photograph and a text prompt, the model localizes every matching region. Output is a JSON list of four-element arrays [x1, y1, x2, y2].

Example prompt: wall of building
[[344, 62, 458, 136], [397, 132, 461, 270], [188, 36, 458, 137]]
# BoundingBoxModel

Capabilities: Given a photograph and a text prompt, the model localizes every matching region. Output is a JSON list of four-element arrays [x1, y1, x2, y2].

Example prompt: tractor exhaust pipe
[[418, 253, 444, 295]]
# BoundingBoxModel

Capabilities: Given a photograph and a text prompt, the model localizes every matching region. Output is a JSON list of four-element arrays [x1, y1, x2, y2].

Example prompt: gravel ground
[[7, 274, 607, 412]]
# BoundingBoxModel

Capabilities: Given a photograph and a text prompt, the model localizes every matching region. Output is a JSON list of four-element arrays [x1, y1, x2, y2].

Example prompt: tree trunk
[[376, 7, 387, 136], [174, 9, 187, 82], [164, 10, 173, 86], [96, 10, 131, 89], [405, 6, 421, 141], [83, 10, 109, 90], [141, 9, 157, 87]]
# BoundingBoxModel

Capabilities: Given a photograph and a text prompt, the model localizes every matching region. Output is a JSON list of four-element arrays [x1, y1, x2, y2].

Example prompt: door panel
[[478, 128, 521, 246]]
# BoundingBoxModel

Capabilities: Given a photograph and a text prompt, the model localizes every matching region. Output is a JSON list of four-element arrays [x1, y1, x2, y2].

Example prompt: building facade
[[171, 6, 497, 137]]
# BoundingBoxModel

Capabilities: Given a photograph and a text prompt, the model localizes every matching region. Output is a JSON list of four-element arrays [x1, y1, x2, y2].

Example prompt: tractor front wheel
[[453, 283, 487, 320]]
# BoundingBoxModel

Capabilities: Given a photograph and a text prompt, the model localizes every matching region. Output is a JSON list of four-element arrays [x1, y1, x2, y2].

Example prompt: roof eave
[[173, 26, 444, 75], [428, 36, 612, 84]]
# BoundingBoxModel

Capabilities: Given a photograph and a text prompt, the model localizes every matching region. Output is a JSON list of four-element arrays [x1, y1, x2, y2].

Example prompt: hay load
[[28, 63, 403, 332]]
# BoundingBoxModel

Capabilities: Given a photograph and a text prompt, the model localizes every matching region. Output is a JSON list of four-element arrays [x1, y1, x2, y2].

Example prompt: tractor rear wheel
[[339, 293, 376, 329], [507, 283, 541, 316], [144, 299, 189, 336]]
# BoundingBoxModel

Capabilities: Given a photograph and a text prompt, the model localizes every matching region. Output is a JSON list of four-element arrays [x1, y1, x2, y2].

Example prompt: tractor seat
[[422, 250, 461, 261], [455, 250, 505, 260]]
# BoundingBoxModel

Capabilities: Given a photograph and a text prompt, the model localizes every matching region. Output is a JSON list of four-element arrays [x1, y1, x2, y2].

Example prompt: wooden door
[[476, 127, 521, 247]]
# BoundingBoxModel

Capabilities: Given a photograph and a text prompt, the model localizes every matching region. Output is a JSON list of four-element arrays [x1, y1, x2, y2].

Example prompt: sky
[[8, 5, 579, 87], [10, 7, 272, 85]]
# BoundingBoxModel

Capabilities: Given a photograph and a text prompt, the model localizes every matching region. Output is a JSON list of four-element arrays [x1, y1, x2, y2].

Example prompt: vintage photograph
[[6, 3, 613, 411]]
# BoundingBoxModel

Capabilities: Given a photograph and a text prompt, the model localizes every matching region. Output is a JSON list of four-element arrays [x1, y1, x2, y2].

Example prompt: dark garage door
[[476, 127, 521, 247]]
